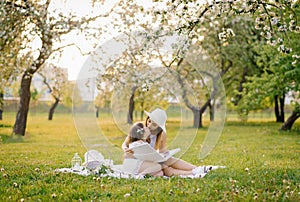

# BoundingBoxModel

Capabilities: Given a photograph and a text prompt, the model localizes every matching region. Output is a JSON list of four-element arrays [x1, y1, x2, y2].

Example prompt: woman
[[122, 122, 163, 177], [122, 108, 209, 177]]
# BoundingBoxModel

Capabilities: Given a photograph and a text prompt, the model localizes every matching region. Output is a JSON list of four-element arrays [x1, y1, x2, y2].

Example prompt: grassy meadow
[[0, 112, 299, 201]]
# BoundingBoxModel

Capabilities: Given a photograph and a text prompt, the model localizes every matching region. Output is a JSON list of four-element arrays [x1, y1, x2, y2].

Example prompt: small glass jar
[[71, 153, 82, 171]]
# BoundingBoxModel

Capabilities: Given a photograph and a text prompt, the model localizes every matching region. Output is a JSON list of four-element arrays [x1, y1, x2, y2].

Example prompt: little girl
[[122, 122, 163, 176]]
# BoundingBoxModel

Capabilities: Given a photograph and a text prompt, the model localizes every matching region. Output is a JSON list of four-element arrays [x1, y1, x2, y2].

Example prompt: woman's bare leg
[[163, 166, 193, 176], [151, 170, 164, 177], [139, 162, 162, 175], [164, 157, 196, 171]]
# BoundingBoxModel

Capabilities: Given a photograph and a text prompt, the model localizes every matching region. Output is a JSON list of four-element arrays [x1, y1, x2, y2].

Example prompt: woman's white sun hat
[[144, 108, 167, 133]]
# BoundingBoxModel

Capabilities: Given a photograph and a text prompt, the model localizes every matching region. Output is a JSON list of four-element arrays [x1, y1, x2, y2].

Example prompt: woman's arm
[[122, 136, 131, 152], [122, 136, 138, 158]]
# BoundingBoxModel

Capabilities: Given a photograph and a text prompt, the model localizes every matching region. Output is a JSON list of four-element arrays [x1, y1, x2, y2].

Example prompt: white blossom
[[270, 17, 280, 25], [265, 32, 272, 40], [278, 24, 287, 32]]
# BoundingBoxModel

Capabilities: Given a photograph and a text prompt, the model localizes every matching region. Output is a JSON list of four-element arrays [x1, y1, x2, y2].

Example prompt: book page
[[130, 143, 180, 163]]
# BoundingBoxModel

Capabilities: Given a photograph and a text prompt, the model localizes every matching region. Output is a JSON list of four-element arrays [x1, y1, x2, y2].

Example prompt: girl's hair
[[129, 122, 145, 143], [145, 116, 163, 150]]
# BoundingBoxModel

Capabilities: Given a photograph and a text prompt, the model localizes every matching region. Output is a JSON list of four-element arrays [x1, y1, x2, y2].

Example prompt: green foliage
[[0, 113, 299, 201], [239, 29, 300, 116], [63, 82, 82, 109], [94, 87, 112, 109], [134, 84, 169, 113], [96, 165, 113, 175], [200, 15, 264, 106], [0, 1, 26, 86]]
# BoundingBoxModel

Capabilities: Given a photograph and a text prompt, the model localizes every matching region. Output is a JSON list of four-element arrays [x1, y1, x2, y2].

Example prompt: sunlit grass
[[0, 112, 299, 201]]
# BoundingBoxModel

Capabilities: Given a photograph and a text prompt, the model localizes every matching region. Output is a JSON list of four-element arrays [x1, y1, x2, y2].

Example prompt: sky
[[49, 0, 155, 80], [49, 0, 119, 80], [48, 0, 211, 80]]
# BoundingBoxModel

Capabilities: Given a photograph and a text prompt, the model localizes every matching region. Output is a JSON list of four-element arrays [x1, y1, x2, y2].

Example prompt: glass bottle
[[71, 153, 82, 171]]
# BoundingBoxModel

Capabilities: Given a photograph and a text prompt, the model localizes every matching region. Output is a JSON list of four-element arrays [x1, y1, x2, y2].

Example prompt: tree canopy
[[1, 0, 299, 133]]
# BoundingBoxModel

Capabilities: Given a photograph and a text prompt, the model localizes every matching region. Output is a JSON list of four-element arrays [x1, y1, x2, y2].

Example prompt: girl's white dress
[[122, 141, 145, 175]]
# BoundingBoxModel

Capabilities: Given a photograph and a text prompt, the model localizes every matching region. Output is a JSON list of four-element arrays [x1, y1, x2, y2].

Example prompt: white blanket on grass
[[55, 164, 149, 179], [55, 150, 223, 179], [55, 165, 208, 179]]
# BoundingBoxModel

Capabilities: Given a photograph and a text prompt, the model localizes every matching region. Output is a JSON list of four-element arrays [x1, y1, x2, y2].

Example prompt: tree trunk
[[280, 110, 300, 131], [233, 66, 248, 106], [127, 86, 138, 124], [13, 73, 32, 136], [48, 98, 59, 120], [279, 94, 285, 122], [127, 94, 134, 124], [208, 101, 215, 121], [192, 109, 202, 128], [274, 95, 279, 121], [274, 94, 285, 122], [95, 106, 99, 118], [0, 91, 3, 120]]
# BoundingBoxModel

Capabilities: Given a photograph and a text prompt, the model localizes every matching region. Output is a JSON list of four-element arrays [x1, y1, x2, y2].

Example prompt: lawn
[[0, 112, 299, 201]]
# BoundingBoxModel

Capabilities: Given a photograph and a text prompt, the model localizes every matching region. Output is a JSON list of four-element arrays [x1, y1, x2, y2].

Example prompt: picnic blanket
[[55, 150, 223, 179]]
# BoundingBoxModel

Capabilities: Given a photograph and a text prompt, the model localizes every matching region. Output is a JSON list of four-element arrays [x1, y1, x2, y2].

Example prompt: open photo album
[[130, 142, 180, 163]]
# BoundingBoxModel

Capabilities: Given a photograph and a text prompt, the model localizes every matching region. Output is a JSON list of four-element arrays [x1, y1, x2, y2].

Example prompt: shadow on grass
[[225, 120, 281, 127], [0, 123, 11, 128], [225, 120, 300, 129], [0, 123, 27, 144], [0, 134, 25, 144]]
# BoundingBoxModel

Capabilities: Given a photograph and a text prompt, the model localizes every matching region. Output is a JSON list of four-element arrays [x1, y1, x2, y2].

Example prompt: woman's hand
[[123, 147, 134, 159], [123, 147, 133, 154]]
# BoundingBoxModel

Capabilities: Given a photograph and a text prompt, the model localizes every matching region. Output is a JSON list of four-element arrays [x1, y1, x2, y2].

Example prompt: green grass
[[0, 112, 299, 201]]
